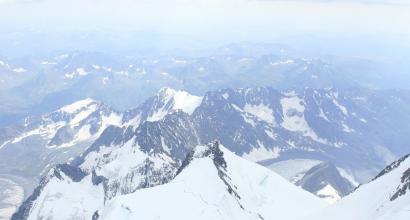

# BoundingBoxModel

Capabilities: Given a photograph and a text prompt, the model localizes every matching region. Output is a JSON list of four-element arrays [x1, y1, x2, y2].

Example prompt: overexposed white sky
[[1, 0, 409, 35], [0, 0, 409, 56]]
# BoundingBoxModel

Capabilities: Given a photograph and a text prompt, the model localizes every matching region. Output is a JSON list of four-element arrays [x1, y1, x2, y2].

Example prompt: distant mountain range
[[1, 45, 409, 126]]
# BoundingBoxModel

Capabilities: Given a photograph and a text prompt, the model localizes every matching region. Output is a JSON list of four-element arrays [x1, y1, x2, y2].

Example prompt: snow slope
[[99, 142, 326, 220], [0, 98, 122, 178], [304, 154, 410, 220]]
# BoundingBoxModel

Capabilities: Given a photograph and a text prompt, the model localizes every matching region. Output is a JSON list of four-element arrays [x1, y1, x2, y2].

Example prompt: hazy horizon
[[0, 0, 409, 59]]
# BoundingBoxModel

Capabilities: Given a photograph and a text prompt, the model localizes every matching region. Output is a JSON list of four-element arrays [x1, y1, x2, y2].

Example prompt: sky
[[0, 0, 409, 57], [1, 0, 409, 34]]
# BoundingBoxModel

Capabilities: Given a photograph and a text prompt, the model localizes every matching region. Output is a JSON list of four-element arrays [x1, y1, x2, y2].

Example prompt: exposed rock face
[[296, 162, 355, 203]]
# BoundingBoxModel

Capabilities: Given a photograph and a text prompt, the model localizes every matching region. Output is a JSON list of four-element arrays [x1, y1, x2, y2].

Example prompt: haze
[[0, 0, 409, 58]]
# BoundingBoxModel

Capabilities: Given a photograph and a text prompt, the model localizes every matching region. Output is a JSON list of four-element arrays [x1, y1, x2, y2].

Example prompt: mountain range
[[1, 86, 410, 219], [1, 45, 409, 126]]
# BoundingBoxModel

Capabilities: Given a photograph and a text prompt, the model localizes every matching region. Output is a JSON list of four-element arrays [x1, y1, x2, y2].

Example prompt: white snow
[[265, 129, 277, 140], [342, 123, 355, 133], [243, 103, 276, 125], [281, 95, 305, 115], [193, 144, 209, 157], [76, 68, 88, 76], [222, 92, 229, 99], [73, 125, 92, 143], [51, 112, 122, 149], [101, 113, 122, 129], [319, 108, 329, 121], [60, 98, 96, 114], [91, 139, 149, 179], [270, 59, 295, 66], [332, 99, 348, 116], [64, 72, 75, 79], [2, 99, 121, 150], [22, 138, 327, 220], [65, 68, 88, 79], [41, 61, 57, 65], [147, 88, 203, 121], [242, 114, 257, 127], [69, 106, 97, 125], [280, 96, 327, 144], [0, 140, 11, 150], [81, 136, 171, 181], [304, 156, 410, 220], [47, 125, 93, 149], [171, 90, 203, 114], [147, 108, 169, 122], [316, 184, 341, 204], [161, 136, 171, 154], [27, 174, 104, 220], [333, 141, 345, 148], [7, 122, 65, 148], [359, 118, 367, 123], [99, 145, 326, 220]]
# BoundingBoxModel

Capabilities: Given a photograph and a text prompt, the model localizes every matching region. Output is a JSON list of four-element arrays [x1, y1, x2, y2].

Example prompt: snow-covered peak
[[97, 142, 326, 220], [158, 87, 203, 114], [59, 98, 98, 114], [146, 88, 202, 122]]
